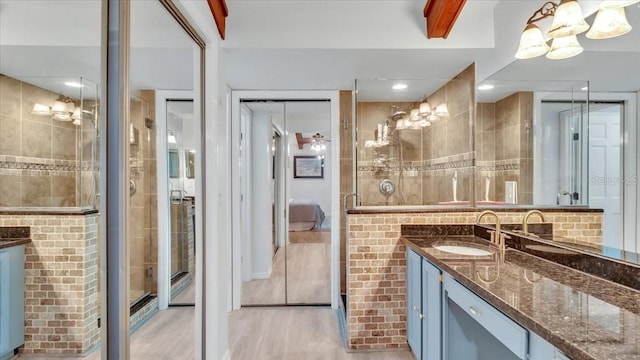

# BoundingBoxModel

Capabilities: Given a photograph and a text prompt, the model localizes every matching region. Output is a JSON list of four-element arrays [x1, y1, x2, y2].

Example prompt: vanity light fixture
[[31, 96, 83, 123], [396, 101, 449, 130], [515, 0, 636, 60], [394, 102, 449, 130]]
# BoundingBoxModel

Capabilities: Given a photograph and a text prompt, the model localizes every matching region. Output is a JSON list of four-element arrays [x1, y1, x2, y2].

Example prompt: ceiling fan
[[295, 132, 331, 150]]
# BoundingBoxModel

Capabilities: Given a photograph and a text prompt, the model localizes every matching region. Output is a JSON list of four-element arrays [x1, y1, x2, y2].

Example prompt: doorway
[[231, 92, 340, 309]]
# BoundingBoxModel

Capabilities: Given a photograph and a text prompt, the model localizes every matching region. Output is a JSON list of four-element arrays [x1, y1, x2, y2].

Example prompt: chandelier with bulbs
[[515, 0, 638, 60]]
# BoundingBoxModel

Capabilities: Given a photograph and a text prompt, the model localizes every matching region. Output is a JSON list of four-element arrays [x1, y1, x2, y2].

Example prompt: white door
[[588, 104, 622, 248]]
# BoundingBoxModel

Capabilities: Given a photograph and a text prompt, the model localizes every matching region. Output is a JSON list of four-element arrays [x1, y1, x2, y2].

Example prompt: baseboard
[[252, 266, 272, 280]]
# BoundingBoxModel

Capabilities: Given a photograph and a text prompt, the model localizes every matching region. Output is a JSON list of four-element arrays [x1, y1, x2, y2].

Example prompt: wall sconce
[[31, 96, 84, 124], [515, 0, 637, 60], [396, 101, 449, 130]]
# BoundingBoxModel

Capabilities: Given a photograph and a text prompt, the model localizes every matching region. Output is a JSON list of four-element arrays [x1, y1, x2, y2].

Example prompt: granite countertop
[[0, 226, 32, 249], [403, 235, 640, 360], [0, 207, 98, 215], [347, 206, 603, 214]]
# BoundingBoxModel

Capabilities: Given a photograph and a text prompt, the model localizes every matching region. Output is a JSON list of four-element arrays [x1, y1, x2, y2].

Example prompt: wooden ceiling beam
[[423, 0, 467, 39], [295, 133, 313, 150], [207, 0, 229, 40]]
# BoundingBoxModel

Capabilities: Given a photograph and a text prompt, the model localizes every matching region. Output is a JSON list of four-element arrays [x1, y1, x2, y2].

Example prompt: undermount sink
[[433, 245, 494, 256]]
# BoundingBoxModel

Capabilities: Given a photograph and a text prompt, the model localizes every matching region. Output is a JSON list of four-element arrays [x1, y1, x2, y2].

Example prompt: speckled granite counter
[[403, 235, 640, 360], [0, 226, 31, 249]]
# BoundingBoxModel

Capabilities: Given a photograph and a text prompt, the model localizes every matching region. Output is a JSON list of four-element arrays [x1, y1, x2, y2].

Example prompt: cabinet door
[[8, 246, 25, 351], [0, 249, 8, 354], [421, 260, 441, 360], [406, 249, 422, 358], [529, 332, 570, 360]]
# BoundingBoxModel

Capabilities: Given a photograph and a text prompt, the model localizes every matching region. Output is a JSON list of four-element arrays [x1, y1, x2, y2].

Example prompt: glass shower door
[[167, 99, 195, 305]]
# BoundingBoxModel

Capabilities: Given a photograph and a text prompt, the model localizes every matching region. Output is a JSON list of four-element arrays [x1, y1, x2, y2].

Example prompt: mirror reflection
[[240, 100, 332, 306]]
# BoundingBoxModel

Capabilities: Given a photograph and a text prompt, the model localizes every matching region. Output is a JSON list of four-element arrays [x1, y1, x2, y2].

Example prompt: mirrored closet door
[[240, 100, 331, 306]]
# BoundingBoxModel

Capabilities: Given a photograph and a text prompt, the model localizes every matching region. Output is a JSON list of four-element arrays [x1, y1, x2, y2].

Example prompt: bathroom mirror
[[169, 149, 180, 178], [185, 150, 195, 179], [354, 64, 475, 207]]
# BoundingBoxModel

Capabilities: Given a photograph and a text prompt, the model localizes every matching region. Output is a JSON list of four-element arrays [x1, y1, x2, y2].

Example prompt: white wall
[[250, 111, 274, 278], [286, 112, 332, 217], [176, 1, 230, 359]]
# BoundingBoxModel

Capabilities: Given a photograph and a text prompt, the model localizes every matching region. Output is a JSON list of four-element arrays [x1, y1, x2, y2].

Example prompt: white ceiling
[[0, 0, 638, 104]]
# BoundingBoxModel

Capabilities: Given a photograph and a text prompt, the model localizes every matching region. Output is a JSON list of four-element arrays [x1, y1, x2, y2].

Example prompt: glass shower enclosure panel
[[129, 94, 157, 306]]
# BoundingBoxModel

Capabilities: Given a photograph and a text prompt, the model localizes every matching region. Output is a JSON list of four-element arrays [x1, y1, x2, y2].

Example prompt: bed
[[289, 198, 325, 231]]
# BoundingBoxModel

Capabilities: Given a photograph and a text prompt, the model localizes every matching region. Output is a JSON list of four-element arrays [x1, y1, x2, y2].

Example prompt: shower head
[[390, 106, 407, 121]]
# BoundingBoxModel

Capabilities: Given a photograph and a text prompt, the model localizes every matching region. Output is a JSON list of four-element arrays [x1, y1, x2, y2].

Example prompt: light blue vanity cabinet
[[406, 249, 441, 360], [442, 273, 527, 360], [0, 245, 26, 360], [529, 332, 570, 360]]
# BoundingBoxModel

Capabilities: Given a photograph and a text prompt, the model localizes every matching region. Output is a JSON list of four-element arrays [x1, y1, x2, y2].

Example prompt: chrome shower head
[[390, 106, 407, 121]]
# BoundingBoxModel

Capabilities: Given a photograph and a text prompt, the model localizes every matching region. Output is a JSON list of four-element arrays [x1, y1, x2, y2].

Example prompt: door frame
[[231, 90, 341, 310], [533, 91, 637, 251], [154, 90, 195, 310]]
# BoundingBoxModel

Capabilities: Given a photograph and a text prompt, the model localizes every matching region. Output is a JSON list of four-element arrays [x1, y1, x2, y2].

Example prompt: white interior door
[[589, 104, 622, 248]]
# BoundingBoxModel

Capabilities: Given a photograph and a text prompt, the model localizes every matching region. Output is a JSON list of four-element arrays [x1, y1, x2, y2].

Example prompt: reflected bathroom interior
[[0, 75, 100, 208], [355, 65, 475, 206]]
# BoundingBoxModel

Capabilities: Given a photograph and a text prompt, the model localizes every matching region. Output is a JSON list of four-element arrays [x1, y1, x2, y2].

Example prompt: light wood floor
[[17, 308, 195, 360], [241, 233, 331, 305], [230, 308, 414, 360], [172, 280, 196, 304]]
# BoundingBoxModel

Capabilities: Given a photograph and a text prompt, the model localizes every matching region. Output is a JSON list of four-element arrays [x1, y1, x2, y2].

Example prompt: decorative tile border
[[0, 156, 98, 173]]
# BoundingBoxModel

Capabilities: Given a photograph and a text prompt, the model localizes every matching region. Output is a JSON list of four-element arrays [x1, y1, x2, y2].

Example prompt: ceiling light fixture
[[515, 0, 636, 60], [64, 81, 84, 88], [392, 83, 408, 90], [478, 84, 495, 90], [168, 130, 177, 144], [310, 133, 327, 152]]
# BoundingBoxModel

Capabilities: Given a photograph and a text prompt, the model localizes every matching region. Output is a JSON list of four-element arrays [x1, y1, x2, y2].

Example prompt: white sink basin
[[433, 245, 494, 256]]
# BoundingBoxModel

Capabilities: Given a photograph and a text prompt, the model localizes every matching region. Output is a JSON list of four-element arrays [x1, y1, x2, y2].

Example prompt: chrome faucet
[[476, 210, 505, 250], [522, 210, 546, 236], [557, 191, 573, 205]]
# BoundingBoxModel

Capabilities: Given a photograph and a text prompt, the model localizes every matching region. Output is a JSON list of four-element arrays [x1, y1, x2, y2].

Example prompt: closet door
[[285, 101, 331, 305], [240, 101, 287, 305]]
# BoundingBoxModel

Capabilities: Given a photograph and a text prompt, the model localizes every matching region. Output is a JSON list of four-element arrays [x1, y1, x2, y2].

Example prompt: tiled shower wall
[[0, 74, 83, 207], [130, 91, 158, 301], [355, 64, 475, 206], [0, 213, 99, 355], [346, 210, 602, 350], [476, 92, 534, 203]]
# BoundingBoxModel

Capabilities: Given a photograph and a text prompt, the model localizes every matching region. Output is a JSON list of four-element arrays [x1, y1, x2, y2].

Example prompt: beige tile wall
[[346, 210, 602, 350], [0, 213, 99, 355], [0, 74, 85, 207], [476, 92, 534, 204]]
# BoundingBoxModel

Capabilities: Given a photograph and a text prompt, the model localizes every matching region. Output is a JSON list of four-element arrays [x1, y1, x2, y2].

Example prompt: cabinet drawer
[[444, 275, 527, 359]]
